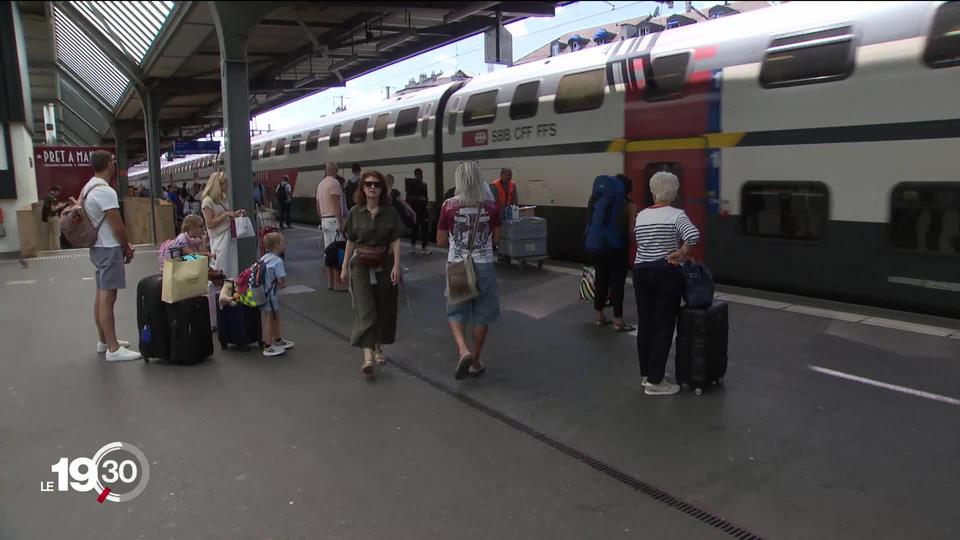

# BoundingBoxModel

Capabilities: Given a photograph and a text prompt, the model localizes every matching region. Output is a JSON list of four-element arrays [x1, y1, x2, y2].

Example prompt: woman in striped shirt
[[633, 172, 700, 396]]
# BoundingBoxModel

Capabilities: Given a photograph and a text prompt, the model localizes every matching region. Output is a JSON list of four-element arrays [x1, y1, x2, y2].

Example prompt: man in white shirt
[[81, 150, 141, 361], [316, 161, 347, 291]]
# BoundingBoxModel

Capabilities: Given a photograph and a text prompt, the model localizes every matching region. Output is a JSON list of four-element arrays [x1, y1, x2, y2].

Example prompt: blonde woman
[[201, 171, 244, 278], [437, 161, 502, 380]]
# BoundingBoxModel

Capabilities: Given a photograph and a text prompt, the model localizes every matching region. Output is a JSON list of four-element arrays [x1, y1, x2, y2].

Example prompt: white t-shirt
[[80, 177, 120, 248]]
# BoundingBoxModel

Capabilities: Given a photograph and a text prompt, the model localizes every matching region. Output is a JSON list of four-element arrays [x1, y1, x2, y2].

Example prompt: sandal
[[468, 362, 486, 378], [595, 319, 611, 327], [613, 323, 636, 332], [361, 360, 374, 375], [374, 350, 388, 365], [455, 354, 474, 380]]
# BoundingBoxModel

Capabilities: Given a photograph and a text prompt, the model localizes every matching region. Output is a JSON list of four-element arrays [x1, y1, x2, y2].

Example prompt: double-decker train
[[131, 1, 960, 317]]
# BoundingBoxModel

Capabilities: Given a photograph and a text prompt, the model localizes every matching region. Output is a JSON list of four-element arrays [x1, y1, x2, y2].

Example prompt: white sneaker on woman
[[262, 345, 286, 357], [644, 381, 680, 395], [97, 340, 130, 353]]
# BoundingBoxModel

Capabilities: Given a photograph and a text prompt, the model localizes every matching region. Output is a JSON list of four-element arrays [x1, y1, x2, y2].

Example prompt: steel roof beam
[[444, 1, 500, 24]]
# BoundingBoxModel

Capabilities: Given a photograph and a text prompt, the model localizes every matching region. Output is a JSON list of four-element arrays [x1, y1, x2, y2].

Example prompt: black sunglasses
[[363, 181, 383, 188]]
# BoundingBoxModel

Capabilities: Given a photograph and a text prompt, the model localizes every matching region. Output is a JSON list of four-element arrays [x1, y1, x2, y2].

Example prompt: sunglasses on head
[[363, 181, 382, 188]]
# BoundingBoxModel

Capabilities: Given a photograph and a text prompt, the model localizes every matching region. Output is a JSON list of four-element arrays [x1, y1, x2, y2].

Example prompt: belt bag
[[446, 204, 483, 304], [355, 244, 388, 267]]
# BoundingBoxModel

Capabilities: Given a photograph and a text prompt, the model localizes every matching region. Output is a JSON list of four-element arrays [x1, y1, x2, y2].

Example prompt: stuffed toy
[[218, 280, 239, 308]]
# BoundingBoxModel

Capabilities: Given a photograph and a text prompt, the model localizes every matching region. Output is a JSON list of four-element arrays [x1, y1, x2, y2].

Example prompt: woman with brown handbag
[[437, 161, 502, 380], [341, 170, 406, 375]]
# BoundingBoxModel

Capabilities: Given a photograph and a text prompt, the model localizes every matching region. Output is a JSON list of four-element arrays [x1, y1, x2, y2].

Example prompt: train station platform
[[2, 226, 959, 540]]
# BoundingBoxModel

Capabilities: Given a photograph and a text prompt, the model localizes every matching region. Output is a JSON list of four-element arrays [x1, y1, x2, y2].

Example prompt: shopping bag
[[161, 255, 210, 303], [233, 216, 255, 239], [580, 266, 597, 303]]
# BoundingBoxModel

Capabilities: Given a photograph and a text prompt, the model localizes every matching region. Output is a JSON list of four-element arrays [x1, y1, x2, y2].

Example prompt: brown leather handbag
[[355, 244, 388, 267]]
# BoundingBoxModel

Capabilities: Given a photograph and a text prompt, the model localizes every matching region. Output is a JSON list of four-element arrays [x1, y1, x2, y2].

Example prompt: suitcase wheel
[[694, 387, 703, 396], [143, 356, 150, 364]]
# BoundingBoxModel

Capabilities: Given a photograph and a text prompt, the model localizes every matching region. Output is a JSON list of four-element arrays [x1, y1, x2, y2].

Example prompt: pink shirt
[[437, 198, 501, 264]]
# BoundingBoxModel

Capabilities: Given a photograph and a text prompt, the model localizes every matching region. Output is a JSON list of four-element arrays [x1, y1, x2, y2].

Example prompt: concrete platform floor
[[1, 226, 959, 540]]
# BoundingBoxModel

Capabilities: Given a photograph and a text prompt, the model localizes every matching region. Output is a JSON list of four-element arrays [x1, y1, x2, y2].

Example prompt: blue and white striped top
[[633, 206, 700, 264]]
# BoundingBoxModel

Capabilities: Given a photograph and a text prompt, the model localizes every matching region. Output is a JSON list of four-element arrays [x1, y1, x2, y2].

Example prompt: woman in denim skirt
[[437, 161, 503, 380]]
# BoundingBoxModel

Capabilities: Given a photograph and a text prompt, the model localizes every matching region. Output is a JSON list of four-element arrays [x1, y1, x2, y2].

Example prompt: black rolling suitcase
[[137, 275, 170, 361], [216, 303, 262, 349], [674, 300, 728, 395], [160, 297, 213, 365]]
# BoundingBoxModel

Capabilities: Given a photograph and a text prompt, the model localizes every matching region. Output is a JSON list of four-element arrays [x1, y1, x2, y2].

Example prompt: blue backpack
[[584, 175, 626, 254]]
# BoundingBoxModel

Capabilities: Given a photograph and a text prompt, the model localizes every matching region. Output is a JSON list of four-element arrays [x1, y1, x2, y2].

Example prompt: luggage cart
[[496, 217, 548, 270]]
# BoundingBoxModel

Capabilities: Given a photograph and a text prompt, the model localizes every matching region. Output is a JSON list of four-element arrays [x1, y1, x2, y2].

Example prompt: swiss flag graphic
[[462, 130, 489, 147]]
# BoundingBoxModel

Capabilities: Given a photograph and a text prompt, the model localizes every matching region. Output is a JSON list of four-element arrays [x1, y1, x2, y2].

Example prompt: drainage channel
[[282, 301, 765, 540]]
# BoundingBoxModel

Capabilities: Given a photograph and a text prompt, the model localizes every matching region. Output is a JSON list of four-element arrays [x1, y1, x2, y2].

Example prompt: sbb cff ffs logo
[[463, 129, 488, 147], [41, 442, 150, 503]]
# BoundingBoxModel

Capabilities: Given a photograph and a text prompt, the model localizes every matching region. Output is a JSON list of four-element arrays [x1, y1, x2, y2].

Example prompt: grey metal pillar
[[113, 124, 130, 200], [142, 90, 163, 245], [209, 1, 279, 270]]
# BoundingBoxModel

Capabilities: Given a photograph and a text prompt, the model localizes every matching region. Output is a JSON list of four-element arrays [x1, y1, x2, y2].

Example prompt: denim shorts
[[447, 262, 500, 325]]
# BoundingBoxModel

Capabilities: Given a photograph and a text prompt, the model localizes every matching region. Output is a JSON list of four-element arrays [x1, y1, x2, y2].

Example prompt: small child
[[260, 231, 294, 357], [158, 215, 214, 270]]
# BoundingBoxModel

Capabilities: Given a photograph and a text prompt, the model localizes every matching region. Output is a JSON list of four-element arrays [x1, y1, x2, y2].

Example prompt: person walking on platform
[[276, 175, 293, 229], [632, 172, 700, 396], [587, 174, 636, 332], [201, 171, 244, 279], [406, 168, 431, 255], [490, 168, 518, 219], [81, 150, 141, 361], [317, 161, 347, 291], [341, 170, 405, 376], [343, 162, 362, 211], [438, 161, 503, 380], [42, 184, 68, 250]]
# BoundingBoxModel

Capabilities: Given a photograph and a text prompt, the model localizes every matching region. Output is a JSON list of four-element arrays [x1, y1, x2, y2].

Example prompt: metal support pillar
[[142, 90, 163, 245], [112, 124, 130, 200], [209, 1, 279, 270]]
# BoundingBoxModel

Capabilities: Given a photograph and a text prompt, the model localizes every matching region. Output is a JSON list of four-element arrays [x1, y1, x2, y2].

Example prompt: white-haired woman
[[437, 161, 502, 380], [633, 172, 700, 396], [201, 171, 244, 278]]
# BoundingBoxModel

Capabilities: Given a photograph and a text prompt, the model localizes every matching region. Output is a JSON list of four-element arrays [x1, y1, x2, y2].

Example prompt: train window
[[394, 107, 419, 136], [350, 118, 369, 144], [741, 182, 829, 240], [555, 69, 605, 114], [760, 26, 854, 88], [642, 162, 683, 207], [924, 2, 960, 69], [889, 183, 960, 255], [462, 90, 498, 126], [250, 144, 260, 161], [510, 81, 540, 120], [274, 137, 286, 156], [288, 134, 302, 154], [262, 140, 274, 158], [644, 53, 690, 102], [305, 130, 320, 151], [373, 113, 390, 140], [329, 124, 342, 147]]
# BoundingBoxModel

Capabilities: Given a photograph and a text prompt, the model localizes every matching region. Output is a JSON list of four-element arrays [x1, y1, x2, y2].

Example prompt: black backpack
[[275, 183, 289, 203], [392, 190, 415, 228], [344, 181, 358, 209]]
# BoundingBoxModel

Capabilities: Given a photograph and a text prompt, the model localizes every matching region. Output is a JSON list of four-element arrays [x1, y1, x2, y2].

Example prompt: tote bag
[[162, 255, 210, 303]]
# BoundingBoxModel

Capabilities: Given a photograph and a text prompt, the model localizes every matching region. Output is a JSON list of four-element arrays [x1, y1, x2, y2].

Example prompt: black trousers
[[409, 204, 429, 249], [593, 250, 628, 318], [279, 202, 292, 228], [632, 260, 683, 384]]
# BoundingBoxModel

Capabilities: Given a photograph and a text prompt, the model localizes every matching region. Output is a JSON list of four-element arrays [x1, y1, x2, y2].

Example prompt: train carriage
[[132, 0, 959, 316]]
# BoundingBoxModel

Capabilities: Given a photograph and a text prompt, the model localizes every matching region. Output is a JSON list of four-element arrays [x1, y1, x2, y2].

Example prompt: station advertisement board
[[34, 146, 117, 199]]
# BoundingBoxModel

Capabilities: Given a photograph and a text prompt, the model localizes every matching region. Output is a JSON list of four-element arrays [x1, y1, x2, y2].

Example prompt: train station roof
[[20, 1, 567, 159]]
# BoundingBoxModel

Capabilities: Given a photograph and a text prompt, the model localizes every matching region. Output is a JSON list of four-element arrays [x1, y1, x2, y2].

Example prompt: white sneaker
[[262, 345, 286, 357], [97, 340, 130, 353], [421, 248, 432, 255], [644, 381, 681, 395], [641, 376, 649, 387], [105, 346, 142, 362], [274, 339, 295, 350]]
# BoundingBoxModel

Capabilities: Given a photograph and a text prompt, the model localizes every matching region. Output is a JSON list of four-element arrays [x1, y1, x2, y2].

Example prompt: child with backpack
[[251, 231, 294, 356]]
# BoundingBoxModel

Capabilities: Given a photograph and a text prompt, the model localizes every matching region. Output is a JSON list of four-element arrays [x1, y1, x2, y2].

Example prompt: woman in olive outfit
[[341, 170, 406, 375]]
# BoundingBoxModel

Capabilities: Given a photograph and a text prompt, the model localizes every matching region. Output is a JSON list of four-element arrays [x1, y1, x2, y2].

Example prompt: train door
[[607, 39, 717, 262]]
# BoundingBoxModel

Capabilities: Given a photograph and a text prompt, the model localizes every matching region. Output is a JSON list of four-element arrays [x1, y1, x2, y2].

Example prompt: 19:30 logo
[[42, 442, 150, 503]]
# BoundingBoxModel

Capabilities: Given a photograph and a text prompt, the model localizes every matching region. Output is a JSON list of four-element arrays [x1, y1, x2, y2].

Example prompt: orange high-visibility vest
[[490, 178, 517, 209]]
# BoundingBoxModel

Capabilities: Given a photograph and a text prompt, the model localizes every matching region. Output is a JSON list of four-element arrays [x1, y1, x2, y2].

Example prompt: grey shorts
[[89, 246, 126, 290]]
